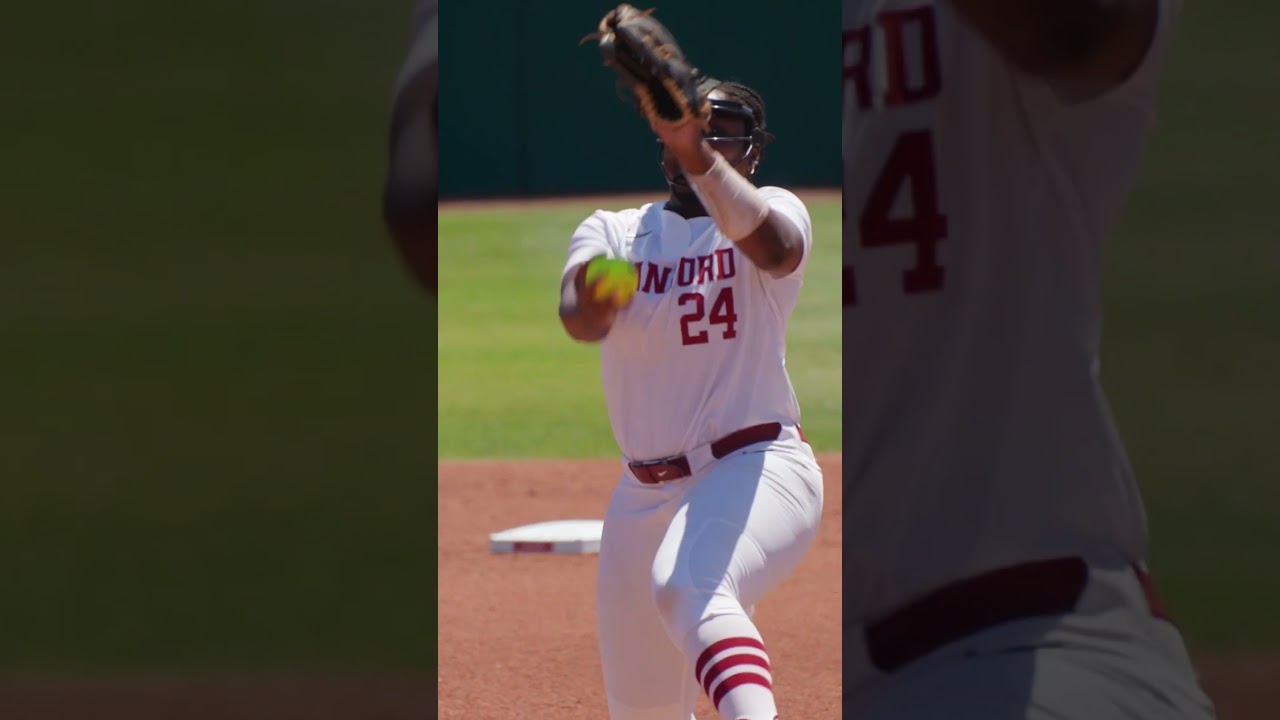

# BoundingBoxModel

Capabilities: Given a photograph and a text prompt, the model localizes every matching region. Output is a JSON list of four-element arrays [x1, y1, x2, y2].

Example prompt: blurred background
[[0, 0, 1275, 716], [1100, 2, 1280, 710], [439, 1, 841, 198], [0, 0, 434, 711]]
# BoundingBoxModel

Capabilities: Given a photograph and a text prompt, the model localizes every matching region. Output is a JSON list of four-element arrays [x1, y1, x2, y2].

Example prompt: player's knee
[[650, 571, 726, 640], [650, 575, 683, 624]]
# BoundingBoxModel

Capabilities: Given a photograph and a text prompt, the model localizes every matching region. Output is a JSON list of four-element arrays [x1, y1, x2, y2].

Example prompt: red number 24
[[679, 287, 738, 346], [845, 129, 948, 306]]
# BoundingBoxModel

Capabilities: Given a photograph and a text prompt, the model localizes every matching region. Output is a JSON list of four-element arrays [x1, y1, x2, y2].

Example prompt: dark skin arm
[[559, 259, 626, 343], [382, 60, 439, 294], [661, 127, 805, 278], [941, 0, 1161, 103]]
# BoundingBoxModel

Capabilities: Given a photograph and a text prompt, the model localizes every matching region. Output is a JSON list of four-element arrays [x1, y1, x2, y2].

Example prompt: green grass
[[437, 197, 843, 458], [1095, 1, 1280, 652]]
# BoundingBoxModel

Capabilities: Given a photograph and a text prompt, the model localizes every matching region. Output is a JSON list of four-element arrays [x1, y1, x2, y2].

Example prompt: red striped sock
[[694, 635, 778, 720]]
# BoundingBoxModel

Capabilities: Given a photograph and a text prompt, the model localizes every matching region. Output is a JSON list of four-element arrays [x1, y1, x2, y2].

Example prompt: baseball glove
[[582, 5, 711, 132]]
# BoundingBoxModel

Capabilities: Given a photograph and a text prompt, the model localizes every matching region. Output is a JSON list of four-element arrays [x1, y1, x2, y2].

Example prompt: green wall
[[439, 1, 840, 199]]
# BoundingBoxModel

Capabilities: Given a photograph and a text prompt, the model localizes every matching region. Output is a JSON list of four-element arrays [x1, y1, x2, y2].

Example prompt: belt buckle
[[631, 456, 682, 484]]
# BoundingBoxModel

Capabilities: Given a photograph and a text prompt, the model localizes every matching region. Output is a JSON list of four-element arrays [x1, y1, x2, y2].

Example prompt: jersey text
[[634, 248, 737, 295], [844, 5, 941, 110]]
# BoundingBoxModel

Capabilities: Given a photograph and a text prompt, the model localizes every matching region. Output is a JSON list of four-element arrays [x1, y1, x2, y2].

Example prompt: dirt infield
[[437, 456, 1279, 720], [1196, 654, 1280, 719], [0, 453, 1268, 719], [437, 455, 843, 719]]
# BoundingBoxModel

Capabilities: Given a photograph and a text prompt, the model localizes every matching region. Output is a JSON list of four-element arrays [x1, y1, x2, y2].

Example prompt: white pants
[[844, 564, 1217, 719], [595, 434, 824, 720]]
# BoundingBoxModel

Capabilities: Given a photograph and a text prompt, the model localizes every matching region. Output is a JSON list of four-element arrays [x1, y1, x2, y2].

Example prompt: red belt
[[627, 422, 789, 484], [864, 556, 1174, 673]]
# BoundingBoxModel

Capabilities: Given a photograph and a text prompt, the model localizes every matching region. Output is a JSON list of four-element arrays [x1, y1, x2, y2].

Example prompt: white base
[[488, 519, 605, 555]]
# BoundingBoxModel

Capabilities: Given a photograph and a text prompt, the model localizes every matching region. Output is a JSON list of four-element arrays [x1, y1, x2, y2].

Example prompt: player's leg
[[651, 443, 825, 720], [596, 472, 699, 720]]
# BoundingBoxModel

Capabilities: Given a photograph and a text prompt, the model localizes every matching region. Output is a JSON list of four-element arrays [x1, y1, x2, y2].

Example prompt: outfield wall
[[438, 1, 839, 199]]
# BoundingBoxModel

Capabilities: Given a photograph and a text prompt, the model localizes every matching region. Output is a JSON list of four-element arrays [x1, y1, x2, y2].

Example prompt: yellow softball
[[585, 257, 639, 306]]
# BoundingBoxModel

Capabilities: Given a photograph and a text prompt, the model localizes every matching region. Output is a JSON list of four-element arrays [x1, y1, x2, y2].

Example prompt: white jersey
[[842, 0, 1181, 622], [562, 188, 814, 462]]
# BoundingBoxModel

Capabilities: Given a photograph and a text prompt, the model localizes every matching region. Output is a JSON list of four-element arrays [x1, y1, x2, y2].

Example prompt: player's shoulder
[[757, 186, 810, 216], [579, 204, 648, 225], [758, 186, 805, 205], [573, 204, 649, 240], [757, 186, 813, 232]]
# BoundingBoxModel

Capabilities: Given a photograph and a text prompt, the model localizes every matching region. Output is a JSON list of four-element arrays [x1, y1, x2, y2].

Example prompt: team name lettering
[[677, 257, 697, 286], [634, 248, 736, 295], [843, 6, 941, 110]]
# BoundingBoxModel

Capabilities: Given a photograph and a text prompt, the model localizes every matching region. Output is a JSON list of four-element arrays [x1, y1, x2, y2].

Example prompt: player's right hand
[[578, 256, 636, 313], [560, 256, 633, 343], [578, 276, 625, 323]]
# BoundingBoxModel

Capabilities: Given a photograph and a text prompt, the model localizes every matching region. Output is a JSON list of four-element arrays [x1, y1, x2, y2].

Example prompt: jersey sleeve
[[760, 186, 815, 280], [562, 210, 620, 285]]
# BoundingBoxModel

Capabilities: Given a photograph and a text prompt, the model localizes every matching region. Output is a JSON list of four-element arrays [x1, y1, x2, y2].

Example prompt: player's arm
[[382, 10, 439, 295], [675, 141, 804, 278], [382, 81, 437, 294], [559, 260, 620, 343], [940, 0, 1160, 102]]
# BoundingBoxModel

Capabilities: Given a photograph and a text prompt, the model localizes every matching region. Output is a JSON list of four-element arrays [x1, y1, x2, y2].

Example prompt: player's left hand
[[586, 5, 711, 148], [650, 115, 705, 159]]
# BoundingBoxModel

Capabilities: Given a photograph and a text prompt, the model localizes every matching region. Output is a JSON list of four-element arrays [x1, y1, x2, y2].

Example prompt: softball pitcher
[[557, 55, 823, 720], [842, 0, 1215, 717]]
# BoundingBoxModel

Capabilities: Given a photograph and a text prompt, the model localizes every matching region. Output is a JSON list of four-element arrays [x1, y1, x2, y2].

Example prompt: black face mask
[[653, 98, 773, 183]]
